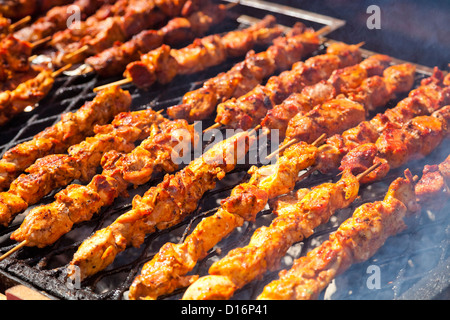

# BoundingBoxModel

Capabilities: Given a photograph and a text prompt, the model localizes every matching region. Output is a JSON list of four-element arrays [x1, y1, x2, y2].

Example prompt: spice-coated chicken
[[261, 54, 392, 137], [14, 0, 112, 42], [11, 119, 198, 247], [123, 15, 283, 88], [316, 67, 450, 175], [214, 42, 364, 131], [282, 63, 416, 144], [415, 154, 450, 207], [0, 86, 132, 191], [86, 3, 228, 77], [0, 107, 166, 226], [128, 140, 319, 299], [68, 131, 255, 281], [167, 22, 320, 122], [182, 169, 361, 300], [257, 169, 420, 300], [340, 105, 450, 184]]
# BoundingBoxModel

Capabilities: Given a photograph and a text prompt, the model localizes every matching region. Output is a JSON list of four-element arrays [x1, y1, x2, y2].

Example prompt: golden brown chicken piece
[[261, 54, 392, 136], [124, 15, 283, 88], [415, 154, 450, 207], [166, 22, 320, 122], [0, 108, 166, 226], [11, 119, 198, 248], [68, 130, 256, 281], [128, 140, 319, 299], [339, 105, 450, 184], [214, 42, 364, 130], [182, 170, 361, 300], [0, 85, 132, 191], [284, 98, 366, 144], [316, 67, 450, 175]]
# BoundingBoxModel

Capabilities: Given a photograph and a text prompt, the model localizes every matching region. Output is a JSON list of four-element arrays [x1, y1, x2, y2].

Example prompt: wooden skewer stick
[[93, 78, 132, 92], [266, 138, 297, 160], [9, 15, 31, 32], [30, 36, 51, 49], [64, 44, 89, 61], [0, 240, 28, 262], [203, 122, 221, 133], [356, 161, 382, 181], [51, 64, 73, 77]]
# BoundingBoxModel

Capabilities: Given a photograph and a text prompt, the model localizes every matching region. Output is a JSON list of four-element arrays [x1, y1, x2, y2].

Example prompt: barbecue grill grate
[[0, 0, 448, 300]]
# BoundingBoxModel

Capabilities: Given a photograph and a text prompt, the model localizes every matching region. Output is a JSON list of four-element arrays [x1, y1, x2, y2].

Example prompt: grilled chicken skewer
[[10, 118, 198, 248], [128, 136, 323, 300], [182, 164, 379, 300], [67, 130, 256, 281], [261, 54, 396, 140], [315, 68, 450, 177], [0, 85, 132, 191], [339, 105, 450, 184], [51, 0, 207, 55], [96, 15, 284, 91], [0, 0, 72, 20], [166, 22, 321, 121], [257, 168, 423, 300], [211, 42, 365, 131], [14, 0, 112, 43], [86, 2, 229, 77], [0, 64, 73, 126], [0, 96, 167, 227], [54, 0, 183, 66]]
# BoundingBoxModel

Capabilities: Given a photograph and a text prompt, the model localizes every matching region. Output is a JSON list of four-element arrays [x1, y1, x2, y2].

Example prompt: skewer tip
[[203, 122, 222, 133], [0, 240, 28, 262], [93, 78, 132, 92]]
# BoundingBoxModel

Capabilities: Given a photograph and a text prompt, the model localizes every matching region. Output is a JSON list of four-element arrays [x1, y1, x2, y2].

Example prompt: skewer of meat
[[8, 118, 198, 249], [53, 0, 172, 66], [0, 15, 31, 37], [0, 64, 73, 126], [85, 2, 229, 77], [166, 22, 321, 122], [0, 85, 132, 191], [0, 0, 72, 20], [256, 167, 423, 300], [181, 163, 379, 300], [51, 0, 209, 54], [314, 68, 450, 176], [0, 106, 166, 227], [94, 15, 284, 91], [67, 129, 257, 281], [279, 63, 415, 148], [14, 0, 113, 43], [339, 105, 450, 184], [258, 153, 450, 300], [205, 42, 367, 132], [261, 54, 395, 140]]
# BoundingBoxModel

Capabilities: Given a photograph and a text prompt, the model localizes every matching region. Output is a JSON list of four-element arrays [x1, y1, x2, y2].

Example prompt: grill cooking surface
[[0, 0, 448, 300]]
